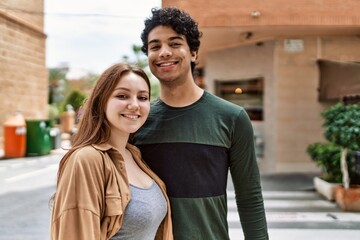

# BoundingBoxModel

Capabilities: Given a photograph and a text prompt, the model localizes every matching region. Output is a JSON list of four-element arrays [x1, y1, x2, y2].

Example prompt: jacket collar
[[91, 142, 141, 157]]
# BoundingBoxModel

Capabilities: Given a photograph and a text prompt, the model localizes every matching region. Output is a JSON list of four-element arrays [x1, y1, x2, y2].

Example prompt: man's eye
[[170, 43, 181, 47], [149, 45, 160, 50]]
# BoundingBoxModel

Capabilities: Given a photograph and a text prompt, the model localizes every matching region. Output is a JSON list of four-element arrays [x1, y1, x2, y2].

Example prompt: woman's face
[[105, 72, 150, 136]]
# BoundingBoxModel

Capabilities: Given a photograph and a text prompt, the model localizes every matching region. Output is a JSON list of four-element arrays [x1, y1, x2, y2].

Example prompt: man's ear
[[191, 51, 197, 62]]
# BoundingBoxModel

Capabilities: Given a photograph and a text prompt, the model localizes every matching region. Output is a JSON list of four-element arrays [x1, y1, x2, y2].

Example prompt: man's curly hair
[[141, 7, 202, 72]]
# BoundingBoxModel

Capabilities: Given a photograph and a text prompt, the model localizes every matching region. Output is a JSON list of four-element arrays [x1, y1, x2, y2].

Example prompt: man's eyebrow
[[148, 39, 160, 45], [169, 36, 185, 41], [148, 36, 185, 45]]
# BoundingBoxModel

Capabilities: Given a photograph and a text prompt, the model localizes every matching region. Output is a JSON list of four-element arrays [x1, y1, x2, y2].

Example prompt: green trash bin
[[26, 120, 52, 156]]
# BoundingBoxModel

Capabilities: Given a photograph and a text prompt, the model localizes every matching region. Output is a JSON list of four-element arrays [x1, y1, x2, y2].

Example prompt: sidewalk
[[261, 172, 319, 191], [0, 134, 71, 160], [255, 172, 360, 240]]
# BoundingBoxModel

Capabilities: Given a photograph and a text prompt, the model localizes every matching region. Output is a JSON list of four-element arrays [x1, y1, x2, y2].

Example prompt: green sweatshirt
[[133, 91, 268, 240]]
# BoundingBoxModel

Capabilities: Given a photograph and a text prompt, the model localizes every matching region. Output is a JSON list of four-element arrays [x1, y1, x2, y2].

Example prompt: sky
[[44, 0, 161, 77]]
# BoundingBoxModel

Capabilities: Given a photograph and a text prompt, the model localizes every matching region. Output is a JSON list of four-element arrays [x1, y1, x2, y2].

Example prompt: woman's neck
[[108, 133, 129, 154]]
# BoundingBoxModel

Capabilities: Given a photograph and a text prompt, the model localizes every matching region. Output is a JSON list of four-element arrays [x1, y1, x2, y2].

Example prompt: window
[[215, 78, 264, 121]]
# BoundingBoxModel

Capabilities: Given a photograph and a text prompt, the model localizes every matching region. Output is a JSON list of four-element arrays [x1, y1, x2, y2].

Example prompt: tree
[[322, 103, 360, 188], [61, 90, 87, 114], [48, 67, 69, 106]]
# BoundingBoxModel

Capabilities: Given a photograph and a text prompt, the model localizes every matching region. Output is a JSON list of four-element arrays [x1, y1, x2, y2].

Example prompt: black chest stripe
[[138, 143, 229, 198]]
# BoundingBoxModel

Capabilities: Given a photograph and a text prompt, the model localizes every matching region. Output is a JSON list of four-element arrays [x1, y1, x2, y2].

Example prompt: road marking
[[229, 228, 360, 240], [228, 199, 336, 209], [4, 164, 58, 183], [228, 211, 360, 223], [227, 190, 319, 198]]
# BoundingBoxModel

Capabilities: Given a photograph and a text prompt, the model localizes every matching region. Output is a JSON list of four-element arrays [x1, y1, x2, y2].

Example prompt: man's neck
[[160, 81, 204, 107]]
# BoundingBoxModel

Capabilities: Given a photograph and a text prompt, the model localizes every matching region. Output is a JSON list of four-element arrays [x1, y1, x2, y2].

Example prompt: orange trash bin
[[4, 111, 26, 158]]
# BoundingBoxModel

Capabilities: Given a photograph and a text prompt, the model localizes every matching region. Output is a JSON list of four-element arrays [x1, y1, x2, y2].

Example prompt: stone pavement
[[228, 172, 360, 240], [1, 149, 360, 239]]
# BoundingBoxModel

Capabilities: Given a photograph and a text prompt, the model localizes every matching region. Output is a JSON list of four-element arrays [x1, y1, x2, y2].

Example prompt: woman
[[50, 63, 173, 240]]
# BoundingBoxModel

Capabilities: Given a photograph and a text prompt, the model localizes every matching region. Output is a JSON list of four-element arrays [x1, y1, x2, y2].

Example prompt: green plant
[[307, 142, 357, 183], [48, 103, 60, 127], [61, 90, 87, 113], [307, 142, 342, 183], [322, 103, 360, 188]]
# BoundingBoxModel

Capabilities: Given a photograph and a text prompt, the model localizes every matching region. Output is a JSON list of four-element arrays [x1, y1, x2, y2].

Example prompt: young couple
[[50, 7, 269, 240]]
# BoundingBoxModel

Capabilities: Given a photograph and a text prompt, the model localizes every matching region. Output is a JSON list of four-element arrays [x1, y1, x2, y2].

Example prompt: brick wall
[[0, 0, 47, 149]]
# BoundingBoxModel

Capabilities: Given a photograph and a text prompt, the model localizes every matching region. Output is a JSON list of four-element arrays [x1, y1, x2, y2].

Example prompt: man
[[133, 7, 269, 240]]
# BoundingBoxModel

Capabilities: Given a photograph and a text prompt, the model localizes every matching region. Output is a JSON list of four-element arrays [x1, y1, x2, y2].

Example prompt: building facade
[[0, 0, 47, 148], [162, 0, 360, 173]]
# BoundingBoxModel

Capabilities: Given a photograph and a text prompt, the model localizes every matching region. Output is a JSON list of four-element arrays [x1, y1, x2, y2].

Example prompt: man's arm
[[229, 109, 269, 240]]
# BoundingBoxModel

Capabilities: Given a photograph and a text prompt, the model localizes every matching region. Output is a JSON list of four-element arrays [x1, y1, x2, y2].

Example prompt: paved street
[[1, 153, 360, 239], [0, 153, 60, 240], [228, 173, 360, 239]]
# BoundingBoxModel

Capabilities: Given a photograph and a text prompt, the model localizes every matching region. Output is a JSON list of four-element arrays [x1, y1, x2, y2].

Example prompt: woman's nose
[[127, 99, 140, 110]]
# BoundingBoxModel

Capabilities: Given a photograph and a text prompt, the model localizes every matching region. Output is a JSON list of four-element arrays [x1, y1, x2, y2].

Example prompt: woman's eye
[[138, 96, 149, 101], [116, 95, 127, 99]]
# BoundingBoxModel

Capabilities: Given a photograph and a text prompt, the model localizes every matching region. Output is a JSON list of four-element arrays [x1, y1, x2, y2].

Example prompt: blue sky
[[44, 0, 161, 77]]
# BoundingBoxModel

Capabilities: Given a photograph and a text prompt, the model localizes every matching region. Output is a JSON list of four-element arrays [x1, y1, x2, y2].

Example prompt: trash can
[[26, 120, 52, 156], [4, 111, 26, 158]]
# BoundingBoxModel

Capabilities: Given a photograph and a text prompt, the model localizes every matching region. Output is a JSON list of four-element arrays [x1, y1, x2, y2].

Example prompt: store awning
[[317, 59, 360, 102]]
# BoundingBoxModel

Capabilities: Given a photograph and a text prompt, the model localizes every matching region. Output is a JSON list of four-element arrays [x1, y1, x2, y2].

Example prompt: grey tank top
[[111, 181, 167, 240]]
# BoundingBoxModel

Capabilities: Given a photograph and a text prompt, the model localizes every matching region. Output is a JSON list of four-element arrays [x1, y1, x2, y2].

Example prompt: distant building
[[163, 0, 360, 173], [0, 0, 47, 147]]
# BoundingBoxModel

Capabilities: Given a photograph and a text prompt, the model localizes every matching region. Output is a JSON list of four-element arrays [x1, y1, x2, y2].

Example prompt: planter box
[[313, 176, 341, 201], [334, 185, 360, 212]]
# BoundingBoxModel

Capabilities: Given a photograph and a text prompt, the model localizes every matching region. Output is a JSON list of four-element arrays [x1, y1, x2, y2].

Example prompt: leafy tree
[[61, 90, 86, 114], [307, 142, 356, 183], [48, 67, 69, 106], [322, 103, 360, 188]]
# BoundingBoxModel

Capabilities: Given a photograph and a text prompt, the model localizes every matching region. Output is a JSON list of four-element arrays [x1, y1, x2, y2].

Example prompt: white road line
[[227, 190, 319, 198], [228, 211, 360, 223], [227, 199, 336, 209], [229, 229, 360, 240], [4, 164, 58, 183]]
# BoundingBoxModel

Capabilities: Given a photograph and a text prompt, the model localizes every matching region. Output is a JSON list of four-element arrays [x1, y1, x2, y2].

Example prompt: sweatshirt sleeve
[[51, 148, 105, 240], [229, 109, 269, 240]]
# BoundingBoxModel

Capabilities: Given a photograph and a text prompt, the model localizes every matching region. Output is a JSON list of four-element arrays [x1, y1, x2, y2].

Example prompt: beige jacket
[[50, 143, 173, 240]]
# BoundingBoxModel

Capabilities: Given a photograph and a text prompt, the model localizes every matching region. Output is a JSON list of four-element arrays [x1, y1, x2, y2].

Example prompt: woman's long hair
[[53, 63, 150, 199]]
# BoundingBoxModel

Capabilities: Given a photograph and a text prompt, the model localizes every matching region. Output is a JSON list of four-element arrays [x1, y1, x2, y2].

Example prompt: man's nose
[[159, 46, 172, 58]]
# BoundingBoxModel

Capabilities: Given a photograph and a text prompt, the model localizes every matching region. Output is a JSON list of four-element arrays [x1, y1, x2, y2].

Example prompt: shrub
[[61, 90, 86, 113], [307, 142, 356, 183]]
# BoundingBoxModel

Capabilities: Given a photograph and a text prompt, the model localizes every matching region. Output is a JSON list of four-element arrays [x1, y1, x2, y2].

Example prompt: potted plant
[[306, 142, 357, 200], [321, 103, 360, 211], [307, 142, 342, 200]]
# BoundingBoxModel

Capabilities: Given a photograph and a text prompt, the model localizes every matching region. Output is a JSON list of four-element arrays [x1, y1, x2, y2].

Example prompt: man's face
[[147, 25, 197, 84]]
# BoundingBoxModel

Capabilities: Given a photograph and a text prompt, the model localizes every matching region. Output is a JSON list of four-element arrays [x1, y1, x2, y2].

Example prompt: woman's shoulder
[[67, 145, 104, 168], [73, 145, 102, 157]]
